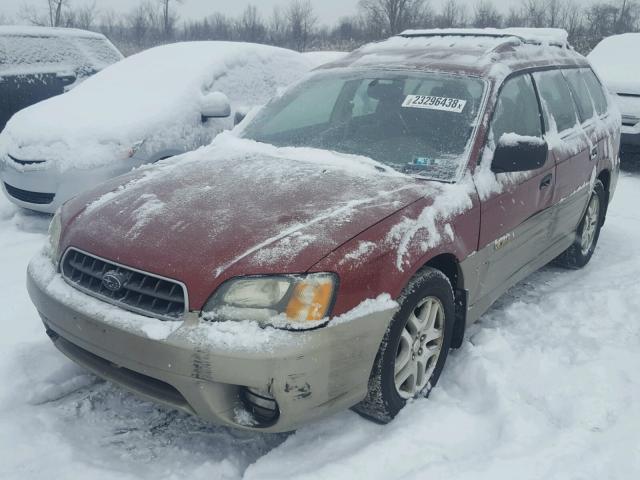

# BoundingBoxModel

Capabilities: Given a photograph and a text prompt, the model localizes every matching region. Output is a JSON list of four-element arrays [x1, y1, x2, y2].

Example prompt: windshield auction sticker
[[402, 95, 467, 113]]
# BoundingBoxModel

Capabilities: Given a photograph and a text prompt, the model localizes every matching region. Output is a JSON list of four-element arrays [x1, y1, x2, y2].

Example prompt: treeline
[[6, 0, 640, 55]]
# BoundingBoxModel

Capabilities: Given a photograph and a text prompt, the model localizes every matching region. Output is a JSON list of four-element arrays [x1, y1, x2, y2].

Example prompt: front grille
[[8, 154, 47, 166], [61, 248, 188, 321], [3, 182, 55, 204]]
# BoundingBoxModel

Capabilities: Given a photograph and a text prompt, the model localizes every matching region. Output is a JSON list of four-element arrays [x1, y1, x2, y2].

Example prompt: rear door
[[532, 69, 592, 243], [476, 73, 556, 301]]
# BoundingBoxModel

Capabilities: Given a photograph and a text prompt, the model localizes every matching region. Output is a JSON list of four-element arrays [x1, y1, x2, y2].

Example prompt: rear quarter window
[[562, 69, 595, 123], [582, 69, 609, 116], [533, 70, 580, 133]]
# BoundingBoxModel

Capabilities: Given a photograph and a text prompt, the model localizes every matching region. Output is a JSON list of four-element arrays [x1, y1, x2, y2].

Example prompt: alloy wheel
[[394, 296, 445, 399], [580, 193, 601, 256]]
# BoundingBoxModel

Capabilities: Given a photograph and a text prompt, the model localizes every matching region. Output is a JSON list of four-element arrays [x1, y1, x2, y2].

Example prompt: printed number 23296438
[[402, 95, 467, 113]]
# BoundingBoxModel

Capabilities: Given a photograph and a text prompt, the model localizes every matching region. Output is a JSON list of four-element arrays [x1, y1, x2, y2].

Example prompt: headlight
[[202, 273, 337, 329], [47, 210, 62, 266]]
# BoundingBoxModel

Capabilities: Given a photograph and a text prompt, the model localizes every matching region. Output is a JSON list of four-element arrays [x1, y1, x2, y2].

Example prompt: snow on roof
[[400, 28, 570, 47], [588, 33, 640, 95], [0, 25, 106, 39]]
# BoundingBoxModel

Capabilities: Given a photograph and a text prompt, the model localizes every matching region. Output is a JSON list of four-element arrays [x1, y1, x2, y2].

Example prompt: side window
[[582, 69, 609, 116], [563, 69, 594, 122], [533, 70, 580, 133], [490, 74, 543, 145]]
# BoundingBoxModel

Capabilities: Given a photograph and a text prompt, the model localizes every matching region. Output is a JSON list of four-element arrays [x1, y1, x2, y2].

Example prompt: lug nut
[[420, 335, 426, 341], [418, 348, 423, 355], [412, 354, 416, 360]]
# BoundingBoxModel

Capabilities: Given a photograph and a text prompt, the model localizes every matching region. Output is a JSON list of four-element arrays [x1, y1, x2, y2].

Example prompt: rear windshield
[[0, 34, 122, 76], [242, 69, 486, 181]]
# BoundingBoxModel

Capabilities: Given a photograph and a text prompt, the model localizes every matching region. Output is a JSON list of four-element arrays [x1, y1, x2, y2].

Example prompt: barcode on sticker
[[402, 95, 467, 113]]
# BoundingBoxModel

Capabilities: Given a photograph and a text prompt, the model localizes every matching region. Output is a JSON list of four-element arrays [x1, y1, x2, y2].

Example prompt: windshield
[[242, 69, 485, 181], [0, 35, 121, 76]]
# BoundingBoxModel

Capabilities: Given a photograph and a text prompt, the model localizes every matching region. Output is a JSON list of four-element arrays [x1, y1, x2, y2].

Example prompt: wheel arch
[[421, 253, 467, 349], [597, 169, 611, 225]]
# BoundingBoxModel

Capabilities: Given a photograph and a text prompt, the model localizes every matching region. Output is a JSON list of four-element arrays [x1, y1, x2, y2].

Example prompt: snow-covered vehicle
[[0, 41, 318, 213], [0, 26, 122, 132], [28, 29, 620, 432], [589, 33, 640, 163]]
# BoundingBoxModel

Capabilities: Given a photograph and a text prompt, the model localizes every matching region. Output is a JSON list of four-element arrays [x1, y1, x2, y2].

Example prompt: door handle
[[590, 146, 598, 161], [540, 173, 552, 190]]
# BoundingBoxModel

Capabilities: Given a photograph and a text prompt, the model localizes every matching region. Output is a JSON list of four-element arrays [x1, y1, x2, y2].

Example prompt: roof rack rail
[[398, 28, 570, 49]]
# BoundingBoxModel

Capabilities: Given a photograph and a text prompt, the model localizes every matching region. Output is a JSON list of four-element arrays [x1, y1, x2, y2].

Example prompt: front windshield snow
[[242, 69, 485, 181], [0, 34, 121, 76]]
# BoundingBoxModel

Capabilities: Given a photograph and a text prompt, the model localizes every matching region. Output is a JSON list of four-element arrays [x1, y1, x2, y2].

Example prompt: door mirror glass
[[201, 91, 231, 120], [491, 134, 548, 173]]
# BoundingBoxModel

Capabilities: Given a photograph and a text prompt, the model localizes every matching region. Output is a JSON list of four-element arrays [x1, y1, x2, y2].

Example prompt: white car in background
[[589, 33, 640, 163], [0, 41, 319, 213]]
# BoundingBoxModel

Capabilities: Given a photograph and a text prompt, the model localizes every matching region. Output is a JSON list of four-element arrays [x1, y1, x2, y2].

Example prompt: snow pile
[[0, 41, 315, 172]]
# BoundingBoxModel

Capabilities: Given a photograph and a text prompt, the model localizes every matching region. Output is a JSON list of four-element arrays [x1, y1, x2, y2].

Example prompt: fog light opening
[[240, 386, 280, 426]]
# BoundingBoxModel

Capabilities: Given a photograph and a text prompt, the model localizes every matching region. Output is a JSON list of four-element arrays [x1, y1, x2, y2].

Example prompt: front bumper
[[0, 156, 143, 214], [621, 123, 640, 160], [26, 253, 396, 432]]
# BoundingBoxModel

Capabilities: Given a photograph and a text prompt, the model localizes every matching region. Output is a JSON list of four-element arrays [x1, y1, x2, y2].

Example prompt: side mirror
[[201, 91, 231, 121], [491, 134, 548, 173]]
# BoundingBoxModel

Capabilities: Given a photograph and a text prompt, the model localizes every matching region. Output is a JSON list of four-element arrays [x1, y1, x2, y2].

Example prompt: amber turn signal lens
[[285, 276, 335, 322]]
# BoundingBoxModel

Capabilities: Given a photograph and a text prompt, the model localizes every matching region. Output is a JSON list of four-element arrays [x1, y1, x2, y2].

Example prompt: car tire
[[353, 267, 454, 424], [555, 179, 605, 269]]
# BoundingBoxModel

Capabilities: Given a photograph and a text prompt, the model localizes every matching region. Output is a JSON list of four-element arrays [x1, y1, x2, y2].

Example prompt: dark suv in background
[[0, 26, 122, 131]]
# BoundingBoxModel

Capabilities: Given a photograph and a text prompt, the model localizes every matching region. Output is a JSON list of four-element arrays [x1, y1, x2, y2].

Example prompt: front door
[[475, 73, 556, 303]]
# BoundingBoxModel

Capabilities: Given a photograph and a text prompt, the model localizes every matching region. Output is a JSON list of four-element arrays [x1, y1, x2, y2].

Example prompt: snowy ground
[[1, 173, 639, 480]]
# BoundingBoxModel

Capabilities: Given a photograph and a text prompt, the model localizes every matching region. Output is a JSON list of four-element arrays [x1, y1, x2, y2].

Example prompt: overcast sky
[[1, 0, 526, 25]]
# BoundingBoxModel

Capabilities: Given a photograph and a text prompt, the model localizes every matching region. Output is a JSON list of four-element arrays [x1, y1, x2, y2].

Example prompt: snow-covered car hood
[[59, 134, 424, 309], [0, 42, 316, 171], [589, 33, 640, 96]]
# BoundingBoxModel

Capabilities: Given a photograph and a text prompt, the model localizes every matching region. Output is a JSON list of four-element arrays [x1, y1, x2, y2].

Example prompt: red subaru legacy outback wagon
[[28, 28, 620, 432]]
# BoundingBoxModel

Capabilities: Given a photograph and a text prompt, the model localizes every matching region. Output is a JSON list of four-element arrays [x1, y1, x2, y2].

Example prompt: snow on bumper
[[26, 250, 397, 432]]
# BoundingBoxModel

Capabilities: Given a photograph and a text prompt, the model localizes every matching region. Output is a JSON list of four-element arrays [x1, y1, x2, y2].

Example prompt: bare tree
[[65, 1, 98, 30], [157, 0, 183, 40], [359, 0, 430, 35], [236, 5, 266, 43], [269, 6, 287, 45], [520, 0, 547, 27], [473, 0, 502, 28], [127, 2, 155, 48], [286, 0, 317, 51], [437, 0, 466, 27], [48, 0, 67, 27]]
